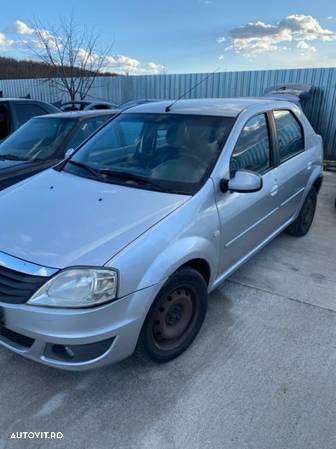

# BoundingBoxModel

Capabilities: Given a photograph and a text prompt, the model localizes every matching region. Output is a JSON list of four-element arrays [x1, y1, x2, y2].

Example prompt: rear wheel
[[135, 267, 208, 363], [286, 187, 317, 237]]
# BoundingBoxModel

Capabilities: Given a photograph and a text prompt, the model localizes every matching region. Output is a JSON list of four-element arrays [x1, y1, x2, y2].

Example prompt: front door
[[216, 113, 280, 275]]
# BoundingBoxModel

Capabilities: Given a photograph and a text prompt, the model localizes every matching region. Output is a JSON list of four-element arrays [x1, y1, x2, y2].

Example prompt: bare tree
[[23, 15, 112, 101]]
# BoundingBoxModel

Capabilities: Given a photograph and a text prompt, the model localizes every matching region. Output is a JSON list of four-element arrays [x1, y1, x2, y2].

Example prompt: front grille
[[0, 265, 48, 304]]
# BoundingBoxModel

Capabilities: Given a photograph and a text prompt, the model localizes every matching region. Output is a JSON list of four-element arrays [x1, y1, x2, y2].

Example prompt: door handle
[[307, 161, 312, 171], [270, 184, 279, 196]]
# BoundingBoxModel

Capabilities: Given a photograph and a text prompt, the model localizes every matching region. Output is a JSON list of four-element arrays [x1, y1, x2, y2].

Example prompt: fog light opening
[[51, 344, 75, 361], [44, 338, 115, 363]]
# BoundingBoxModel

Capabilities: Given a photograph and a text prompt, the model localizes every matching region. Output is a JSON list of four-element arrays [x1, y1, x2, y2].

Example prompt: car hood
[[0, 159, 49, 191], [0, 169, 189, 269]]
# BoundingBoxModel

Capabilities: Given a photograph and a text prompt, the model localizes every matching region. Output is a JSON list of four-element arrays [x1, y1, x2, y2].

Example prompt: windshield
[[0, 117, 76, 162], [64, 113, 234, 195]]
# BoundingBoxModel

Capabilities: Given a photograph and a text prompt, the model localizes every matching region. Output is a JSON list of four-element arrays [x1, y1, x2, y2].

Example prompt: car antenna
[[165, 68, 221, 112]]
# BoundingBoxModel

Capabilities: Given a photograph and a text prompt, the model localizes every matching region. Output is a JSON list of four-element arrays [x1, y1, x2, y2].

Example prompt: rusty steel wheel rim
[[151, 286, 197, 351]]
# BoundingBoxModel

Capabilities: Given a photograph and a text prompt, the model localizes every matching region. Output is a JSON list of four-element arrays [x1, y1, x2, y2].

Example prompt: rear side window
[[273, 110, 304, 162], [230, 113, 271, 176], [14, 103, 49, 126]]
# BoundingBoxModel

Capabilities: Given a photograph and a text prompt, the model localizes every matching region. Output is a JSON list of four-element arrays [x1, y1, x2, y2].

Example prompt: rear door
[[270, 109, 310, 223], [216, 113, 280, 275]]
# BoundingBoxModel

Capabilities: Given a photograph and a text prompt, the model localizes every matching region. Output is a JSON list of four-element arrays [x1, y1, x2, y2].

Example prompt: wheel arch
[[292, 168, 322, 221], [313, 175, 323, 193], [179, 258, 211, 285], [135, 236, 218, 293]]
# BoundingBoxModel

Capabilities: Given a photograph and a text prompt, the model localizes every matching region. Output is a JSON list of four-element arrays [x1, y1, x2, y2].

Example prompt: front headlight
[[27, 268, 118, 308]]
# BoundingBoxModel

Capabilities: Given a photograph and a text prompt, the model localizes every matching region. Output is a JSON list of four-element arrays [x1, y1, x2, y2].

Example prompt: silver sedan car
[[0, 99, 323, 370]]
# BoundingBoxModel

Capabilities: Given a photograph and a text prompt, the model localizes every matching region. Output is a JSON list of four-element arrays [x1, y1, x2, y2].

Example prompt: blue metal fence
[[1, 67, 336, 159]]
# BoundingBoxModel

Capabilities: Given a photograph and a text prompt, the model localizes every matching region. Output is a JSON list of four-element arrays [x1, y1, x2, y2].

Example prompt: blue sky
[[1, 0, 336, 74]]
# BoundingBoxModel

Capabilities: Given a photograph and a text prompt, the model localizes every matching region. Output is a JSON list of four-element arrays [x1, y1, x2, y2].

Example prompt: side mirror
[[65, 148, 75, 159], [224, 170, 263, 193]]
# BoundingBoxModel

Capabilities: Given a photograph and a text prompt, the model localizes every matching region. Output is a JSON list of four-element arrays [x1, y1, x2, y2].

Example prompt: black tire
[[286, 187, 317, 237], [135, 267, 208, 363]]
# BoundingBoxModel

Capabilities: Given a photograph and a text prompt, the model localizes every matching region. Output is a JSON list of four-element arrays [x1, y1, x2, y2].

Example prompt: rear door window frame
[[269, 108, 305, 166]]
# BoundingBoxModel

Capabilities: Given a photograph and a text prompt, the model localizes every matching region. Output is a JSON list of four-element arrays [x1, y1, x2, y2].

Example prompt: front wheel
[[286, 187, 317, 237], [135, 267, 208, 363]]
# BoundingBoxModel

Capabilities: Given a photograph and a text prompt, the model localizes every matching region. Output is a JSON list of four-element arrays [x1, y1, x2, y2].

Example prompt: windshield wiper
[[67, 161, 179, 193], [67, 160, 104, 180], [98, 169, 168, 191], [0, 154, 25, 161]]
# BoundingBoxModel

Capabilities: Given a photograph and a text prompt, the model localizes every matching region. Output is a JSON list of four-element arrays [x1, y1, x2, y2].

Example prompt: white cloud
[[5, 20, 58, 50], [0, 32, 15, 50], [216, 36, 226, 44], [146, 62, 166, 74], [218, 55, 224, 60], [3, 20, 165, 75], [10, 20, 56, 43], [225, 14, 336, 55], [103, 54, 140, 73], [279, 15, 336, 41], [297, 40, 316, 52], [12, 20, 35, 36], [77, 51, 165, 75], [104, 56, 165, 75]]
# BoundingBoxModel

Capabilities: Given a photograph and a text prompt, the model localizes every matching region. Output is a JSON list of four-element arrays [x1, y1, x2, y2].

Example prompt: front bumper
[[0, 283, 161, 371]]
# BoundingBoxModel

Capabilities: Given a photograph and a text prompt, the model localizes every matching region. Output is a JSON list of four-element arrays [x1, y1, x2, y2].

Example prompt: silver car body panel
[[0, 251, 57, 276], [1, 283, 164, 370], [0, 169, 189, 268], [0, 98, 323, 370]]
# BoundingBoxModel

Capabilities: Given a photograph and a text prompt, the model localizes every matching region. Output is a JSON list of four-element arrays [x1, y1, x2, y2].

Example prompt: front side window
[[0, 118, 76, 161], [65, 113, 235, 195], [230, 114, 271, 176], [273, 110, 304, 162]]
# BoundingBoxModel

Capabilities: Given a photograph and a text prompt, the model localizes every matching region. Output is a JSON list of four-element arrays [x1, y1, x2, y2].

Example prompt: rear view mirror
[[65, 148, 75, 159], [226, 170, 263, 193]]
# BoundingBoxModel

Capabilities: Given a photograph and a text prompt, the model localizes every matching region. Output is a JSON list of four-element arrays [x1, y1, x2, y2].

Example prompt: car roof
[[61, 101, 91, 105], [34, 109, 121, 119], [60, 100, 115, 105], [123, 98, 289, 117], [0, 98, 49, 104]]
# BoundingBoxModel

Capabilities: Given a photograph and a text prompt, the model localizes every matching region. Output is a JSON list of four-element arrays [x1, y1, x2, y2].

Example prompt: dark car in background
[[59, 100, 118, 111], [119, 99, 158, 111], [0, 109, 118, 190], [0, 98, 59, 142]]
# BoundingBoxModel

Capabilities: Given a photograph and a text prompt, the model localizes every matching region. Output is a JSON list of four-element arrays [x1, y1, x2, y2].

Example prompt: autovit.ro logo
[[10, 431, 64, 440]]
